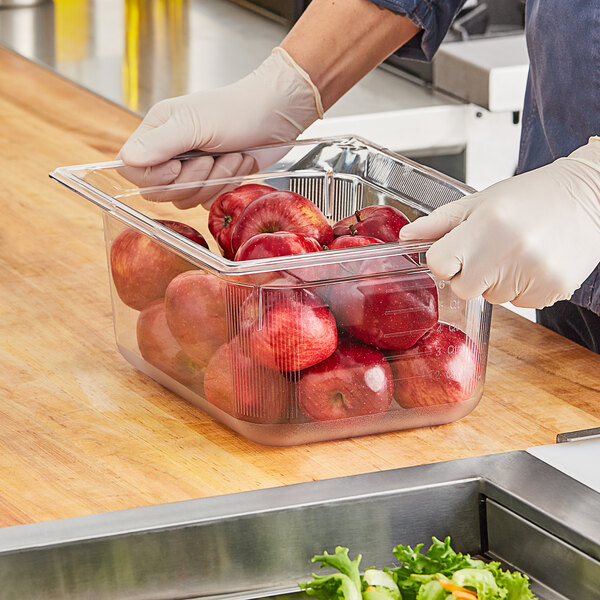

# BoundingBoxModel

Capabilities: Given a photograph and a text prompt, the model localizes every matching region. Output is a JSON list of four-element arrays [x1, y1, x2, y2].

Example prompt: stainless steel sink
[[0, 451, 598, 599]]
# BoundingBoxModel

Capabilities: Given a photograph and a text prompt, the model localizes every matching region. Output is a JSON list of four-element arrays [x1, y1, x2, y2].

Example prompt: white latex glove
[[399, 137, 600, 309], [117, 47, 323, 209]]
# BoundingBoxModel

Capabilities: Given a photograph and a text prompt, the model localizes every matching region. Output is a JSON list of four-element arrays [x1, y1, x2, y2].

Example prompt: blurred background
[[0, 0, 530, 213], [0, 0, 313, 115]]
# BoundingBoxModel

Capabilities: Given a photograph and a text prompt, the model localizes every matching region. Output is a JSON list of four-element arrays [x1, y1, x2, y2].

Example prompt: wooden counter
[[1, 47, 599, 528]]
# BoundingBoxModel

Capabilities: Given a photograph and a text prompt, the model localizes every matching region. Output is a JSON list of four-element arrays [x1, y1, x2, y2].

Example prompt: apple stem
[[349, 224, 357, 236], [224, 215, 232, 226], [355, 209, 362, 222]]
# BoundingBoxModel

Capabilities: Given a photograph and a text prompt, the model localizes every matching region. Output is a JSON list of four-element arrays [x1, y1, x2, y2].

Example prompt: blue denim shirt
[[370, 0, 600, 315]]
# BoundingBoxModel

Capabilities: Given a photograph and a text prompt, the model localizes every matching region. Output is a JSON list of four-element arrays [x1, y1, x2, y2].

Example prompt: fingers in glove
[[430, 234, 519, 304], [117, 119, 161, 165], [119, 97, 198, 167], [121, 122, 194, 167], [424, 225, 469, 282], [509, 285, 576, 309], [450, 264, 576, 309], [116, 160, 183, 190], [399, 194, 479, 241], [172, 153, 255, 210], [480, 284, 517, 305], [144, 156, 217, 207]]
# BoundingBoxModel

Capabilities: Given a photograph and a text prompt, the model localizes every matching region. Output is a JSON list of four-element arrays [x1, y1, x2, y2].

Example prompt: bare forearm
[[280, 0, 421, 111]]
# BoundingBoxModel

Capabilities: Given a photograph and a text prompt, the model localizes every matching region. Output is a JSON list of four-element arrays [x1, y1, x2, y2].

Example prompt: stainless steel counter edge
[[0, 450, 597, 560]]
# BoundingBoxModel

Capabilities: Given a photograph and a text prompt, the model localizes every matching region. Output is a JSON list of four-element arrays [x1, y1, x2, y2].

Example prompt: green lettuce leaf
[[451, 568, 506, 600], [363, 568, 402, 600], [415, 581, 448, 600], [363, 587, 402, 600], [483, 562, 536, 600], [299, 547, 363, 600], [391, 537, 477, 577]]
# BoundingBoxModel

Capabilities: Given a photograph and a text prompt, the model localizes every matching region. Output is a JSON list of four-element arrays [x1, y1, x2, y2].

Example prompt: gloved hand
[[399, 137, 600, 309], [117, 47, 323, 209]]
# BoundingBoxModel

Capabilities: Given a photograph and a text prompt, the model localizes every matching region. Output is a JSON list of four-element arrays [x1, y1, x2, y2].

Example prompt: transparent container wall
[[59, 137, 491, 445]]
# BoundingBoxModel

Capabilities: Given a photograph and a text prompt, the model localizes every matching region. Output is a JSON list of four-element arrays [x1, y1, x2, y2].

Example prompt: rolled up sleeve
[[368, 0, 467, 61]]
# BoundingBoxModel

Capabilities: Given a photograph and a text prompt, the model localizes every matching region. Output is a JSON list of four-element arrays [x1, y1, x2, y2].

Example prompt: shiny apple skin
[[299, 337, 394, 421], [231, 191, 333, 254], [327, 254, 439, 350], [158, 220, 208, 247], [164, 269, 234, 368], [303, 235, 384, 288], [239, 287, 337, 372], [203, 338, 290, 423], [388, 322, 481, 408], [136, 298, 205, 389], [235, 231, 322, 261], [332, 206, 410, 242], [208, 184, 276, 260], [110, 219, 207, 311], [326, 235, 384, 249]]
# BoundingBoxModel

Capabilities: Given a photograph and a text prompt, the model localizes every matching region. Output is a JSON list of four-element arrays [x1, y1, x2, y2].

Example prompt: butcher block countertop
[[1, 47, 600, 528]]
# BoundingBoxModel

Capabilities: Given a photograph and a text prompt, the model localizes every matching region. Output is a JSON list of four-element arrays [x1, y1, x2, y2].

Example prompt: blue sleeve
[[368, 0, 467, 61]]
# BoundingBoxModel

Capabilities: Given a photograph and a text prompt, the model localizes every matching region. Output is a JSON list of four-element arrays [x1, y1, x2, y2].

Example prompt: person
[[118, 0, 600, 353]]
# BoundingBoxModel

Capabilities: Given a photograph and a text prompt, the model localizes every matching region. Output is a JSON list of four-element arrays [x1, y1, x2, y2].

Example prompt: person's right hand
[[117, 47, 323, 209]]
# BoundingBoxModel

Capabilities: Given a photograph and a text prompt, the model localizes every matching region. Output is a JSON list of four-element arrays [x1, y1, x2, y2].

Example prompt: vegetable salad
[[299, 537, 537, 600]]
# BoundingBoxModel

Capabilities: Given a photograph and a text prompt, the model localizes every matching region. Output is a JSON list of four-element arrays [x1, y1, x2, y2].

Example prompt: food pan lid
[[49, 135, 474, 278]]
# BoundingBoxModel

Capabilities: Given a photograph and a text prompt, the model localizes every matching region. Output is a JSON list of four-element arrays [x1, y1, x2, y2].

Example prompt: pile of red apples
[[109, 183, 480, 426]]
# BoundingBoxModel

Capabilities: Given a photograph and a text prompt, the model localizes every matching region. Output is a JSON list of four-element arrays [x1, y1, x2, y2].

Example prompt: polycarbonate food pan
[[50, 136, 492, 445]]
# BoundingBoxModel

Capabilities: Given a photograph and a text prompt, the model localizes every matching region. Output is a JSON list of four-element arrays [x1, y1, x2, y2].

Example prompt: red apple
[[208, 184, 276, 259], [332, 206, 410, 242], [235, 231, 322, 261], [203, 338, 291, 423], [326, 235, 384, 250], [299, 337, 394, 421], [110, 219, 208, 311], [327, 254, 438, 350], [231, 191, 333, 254], [136, 298, 205, 389], [290, 235, 384, 289], [388, 322, 481, 408], [234, 231, 323, 287], [164, 270, 236, 368], [239, 287, 337, 372]]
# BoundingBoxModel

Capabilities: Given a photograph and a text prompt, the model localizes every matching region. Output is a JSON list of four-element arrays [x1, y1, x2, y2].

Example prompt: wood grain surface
[[1, 47, 599, 528]]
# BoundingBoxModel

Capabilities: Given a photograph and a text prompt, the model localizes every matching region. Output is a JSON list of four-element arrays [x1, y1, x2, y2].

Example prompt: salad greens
[[298, 537, 537, 600]]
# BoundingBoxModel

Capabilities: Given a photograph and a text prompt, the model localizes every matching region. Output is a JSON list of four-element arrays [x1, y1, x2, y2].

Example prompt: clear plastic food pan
[[51, 136, 491, 445]]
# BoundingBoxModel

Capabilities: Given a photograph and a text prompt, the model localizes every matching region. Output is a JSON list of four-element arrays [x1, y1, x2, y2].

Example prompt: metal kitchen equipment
[[227, 0, 525, 40], [0, 450, 598, 598], [0, 0, 51, 6], [385, 0, 526, 93], [51, 136, 492, 446]]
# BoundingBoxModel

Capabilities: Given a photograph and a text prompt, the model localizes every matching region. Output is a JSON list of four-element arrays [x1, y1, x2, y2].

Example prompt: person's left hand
[[399, 137, 600, 309]]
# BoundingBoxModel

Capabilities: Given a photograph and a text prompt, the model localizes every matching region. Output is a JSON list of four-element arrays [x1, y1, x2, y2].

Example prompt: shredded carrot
[[365, 587, 376, 592], [438, 581, 478, 600], [439, 581, 470, 593], [451, 591, 478, 600]]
